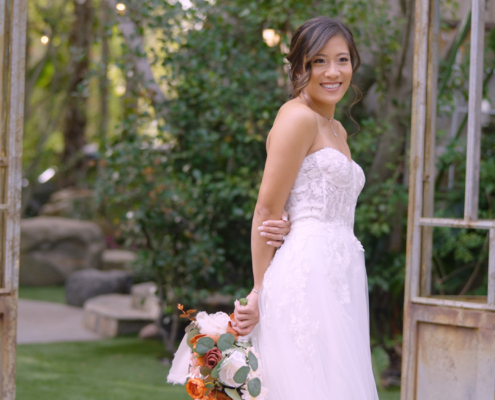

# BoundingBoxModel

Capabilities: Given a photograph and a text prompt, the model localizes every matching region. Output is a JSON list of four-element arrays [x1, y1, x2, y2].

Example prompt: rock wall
[[20, 217, 105, 286]]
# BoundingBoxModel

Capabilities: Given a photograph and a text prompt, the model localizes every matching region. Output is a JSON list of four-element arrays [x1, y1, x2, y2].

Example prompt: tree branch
[[104, 0, 169, 120]]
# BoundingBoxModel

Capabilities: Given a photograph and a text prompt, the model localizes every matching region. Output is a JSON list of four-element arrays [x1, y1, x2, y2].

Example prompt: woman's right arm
[[233, 104, 317, 335]]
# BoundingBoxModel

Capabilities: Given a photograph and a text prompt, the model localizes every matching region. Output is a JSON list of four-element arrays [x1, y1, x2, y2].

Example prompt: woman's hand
[[232, 291, 259, 336], [258, 210, 291, 248]]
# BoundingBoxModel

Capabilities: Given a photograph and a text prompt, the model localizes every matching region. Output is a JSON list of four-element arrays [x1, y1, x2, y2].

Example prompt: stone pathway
[[17, 299, 103, 344]]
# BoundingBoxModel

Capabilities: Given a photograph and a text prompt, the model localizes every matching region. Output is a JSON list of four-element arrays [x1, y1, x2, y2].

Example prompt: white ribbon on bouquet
[[166, 332, 192, 385]]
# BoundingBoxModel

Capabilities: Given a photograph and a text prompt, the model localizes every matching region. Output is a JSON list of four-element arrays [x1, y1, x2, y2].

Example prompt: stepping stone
[[17, 299, 102, 344], [83, 294, 160, 338], [101, 249, 137, 271]]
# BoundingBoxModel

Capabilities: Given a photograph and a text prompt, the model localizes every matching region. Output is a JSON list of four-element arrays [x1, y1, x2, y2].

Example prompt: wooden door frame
[[0, 0, 27, 398], [401, 0, 494, 399]]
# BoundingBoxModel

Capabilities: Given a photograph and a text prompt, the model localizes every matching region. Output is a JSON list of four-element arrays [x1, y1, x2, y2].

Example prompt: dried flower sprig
[[178, 303, 197, 321]]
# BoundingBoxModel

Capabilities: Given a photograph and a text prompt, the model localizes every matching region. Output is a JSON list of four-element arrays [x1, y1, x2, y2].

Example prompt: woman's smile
[[320, 82, 342, 91]]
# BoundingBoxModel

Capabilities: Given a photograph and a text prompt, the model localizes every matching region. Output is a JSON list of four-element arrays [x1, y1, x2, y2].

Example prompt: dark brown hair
[[286, 16, 363, 122]]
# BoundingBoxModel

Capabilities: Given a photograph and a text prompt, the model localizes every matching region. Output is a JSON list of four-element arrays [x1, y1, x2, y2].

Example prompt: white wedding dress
[[251, 147, 379, 399]]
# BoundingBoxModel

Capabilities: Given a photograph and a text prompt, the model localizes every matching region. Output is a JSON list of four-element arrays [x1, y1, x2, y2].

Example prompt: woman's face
[[303, 35, 353, 107]]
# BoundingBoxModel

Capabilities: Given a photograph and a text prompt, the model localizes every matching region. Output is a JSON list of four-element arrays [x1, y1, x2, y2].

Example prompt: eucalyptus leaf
[[217, 333, 235, 351], [233, 366, 250, 384], [185, 322, 196, 333], [248, 378, 261, 397], [186, 329, 200, 349], [196, 337, 215, 355], [224, 388, 242, 400], [211, 358, 224, 379], [248, 351, 258, 371], [200, 366, 212, 376]]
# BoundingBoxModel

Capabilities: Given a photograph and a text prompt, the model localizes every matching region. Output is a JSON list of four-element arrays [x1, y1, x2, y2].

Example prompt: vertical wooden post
[[401, 0, 429, 398], [464, 0, 485, 221], [488, 229, 495, 306], [420, 0, 439, 297], [0, 0, 27, 398]]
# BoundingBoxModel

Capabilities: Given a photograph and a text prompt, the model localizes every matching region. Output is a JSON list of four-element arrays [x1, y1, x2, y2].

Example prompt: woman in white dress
[[233, 16, 379, 399]]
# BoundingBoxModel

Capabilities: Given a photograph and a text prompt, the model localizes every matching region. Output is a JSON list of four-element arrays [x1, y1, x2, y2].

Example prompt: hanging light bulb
[[40, 36, 49, 45], [116, 3, 126, 11], [262, 29, 280, 47]]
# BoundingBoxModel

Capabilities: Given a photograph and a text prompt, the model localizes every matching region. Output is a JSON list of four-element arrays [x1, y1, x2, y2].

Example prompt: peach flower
[[186, 378, 207, 399]]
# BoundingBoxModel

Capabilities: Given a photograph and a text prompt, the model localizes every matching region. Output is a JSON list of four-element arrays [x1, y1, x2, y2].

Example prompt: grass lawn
[[17, 337, 190, 400], [17, 337, 400, 400], [19, 286, 66, 304]]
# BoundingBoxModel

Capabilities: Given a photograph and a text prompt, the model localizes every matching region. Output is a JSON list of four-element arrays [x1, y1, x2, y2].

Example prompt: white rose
[[196, 311, 230, 336], [218, 350, 248, 388]]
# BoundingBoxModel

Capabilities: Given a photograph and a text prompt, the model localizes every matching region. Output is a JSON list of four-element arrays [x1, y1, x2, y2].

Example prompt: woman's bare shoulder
[[267, 100, 317, 151], [271, 100, 317, 136], [276, 99, 317, 124]]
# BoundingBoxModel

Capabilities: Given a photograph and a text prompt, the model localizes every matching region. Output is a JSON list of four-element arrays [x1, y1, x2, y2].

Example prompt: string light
[[262, 29, 280, 47], [40, 36, 49, 45], [116, 3, 126, 11]]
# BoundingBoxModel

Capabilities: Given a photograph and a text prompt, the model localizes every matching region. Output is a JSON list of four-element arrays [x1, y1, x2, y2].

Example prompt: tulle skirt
[[251, 219, 379, 400]]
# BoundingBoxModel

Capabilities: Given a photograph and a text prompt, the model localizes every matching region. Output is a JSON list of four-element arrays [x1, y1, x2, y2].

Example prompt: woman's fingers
[[282, 210, 289, 221], [235, 319, 256, 332], [234, 314, 257, 329], [259, 222, 290, 235], [267, 240, 282, 248], [236, 304, 253, 315], [260, 220, 286, 228], [258, 225, 284, 234], [260, 232, 284, 241]]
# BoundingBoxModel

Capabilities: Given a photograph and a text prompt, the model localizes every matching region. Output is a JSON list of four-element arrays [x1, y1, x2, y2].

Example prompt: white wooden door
[[401, 0, 495, 399]]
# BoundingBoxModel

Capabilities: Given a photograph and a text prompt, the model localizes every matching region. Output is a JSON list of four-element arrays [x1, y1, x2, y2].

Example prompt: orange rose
[[186, 378, 207, 399], [227, 314, 240, 340]]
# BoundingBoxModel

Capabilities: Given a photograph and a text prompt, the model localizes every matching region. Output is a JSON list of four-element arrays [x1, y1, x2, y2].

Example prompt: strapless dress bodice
[[285, 146, 365, 231]]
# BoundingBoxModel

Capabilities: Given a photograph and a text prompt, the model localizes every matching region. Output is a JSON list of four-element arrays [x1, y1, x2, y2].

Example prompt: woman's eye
[[313, 58, 325, 63], [339, 57, 349, 63]]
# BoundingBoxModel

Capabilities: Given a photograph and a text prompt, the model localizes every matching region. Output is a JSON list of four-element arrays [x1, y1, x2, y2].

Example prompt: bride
[[233, 16, 379, 399]]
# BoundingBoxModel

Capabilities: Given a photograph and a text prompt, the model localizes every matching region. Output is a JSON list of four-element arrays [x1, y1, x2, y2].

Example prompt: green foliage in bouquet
[[195, 337, 215, 355], [248, 378, 262, 397], [217, 333, 236, 352], [248, 351, 258, 371]]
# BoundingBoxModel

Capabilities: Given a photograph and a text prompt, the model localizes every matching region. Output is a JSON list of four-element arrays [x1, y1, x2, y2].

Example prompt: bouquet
[[167, 302, 267, 400]]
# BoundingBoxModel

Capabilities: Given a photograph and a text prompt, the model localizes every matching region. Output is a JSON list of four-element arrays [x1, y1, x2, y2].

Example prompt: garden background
[[18, 0, 495, 398]]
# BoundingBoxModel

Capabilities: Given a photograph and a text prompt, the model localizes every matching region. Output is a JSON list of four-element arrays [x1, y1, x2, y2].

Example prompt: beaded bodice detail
[[285, 147, 365, 230]]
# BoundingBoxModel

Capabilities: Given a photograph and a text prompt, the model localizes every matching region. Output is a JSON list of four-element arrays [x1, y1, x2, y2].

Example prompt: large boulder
[[65, 269, 133, 307], [39, 187, 96, 220], [20, 217, 105, 286]]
